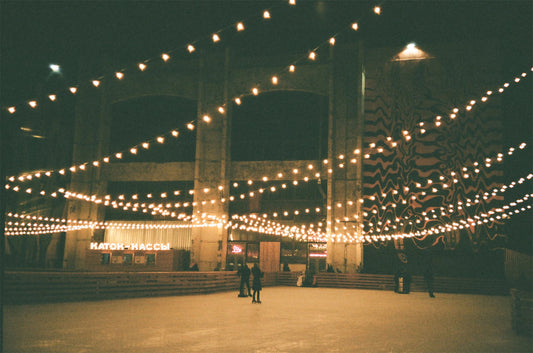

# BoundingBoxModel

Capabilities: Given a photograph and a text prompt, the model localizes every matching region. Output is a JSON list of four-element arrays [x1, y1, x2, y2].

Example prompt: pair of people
[[238, 262, 263, 303]]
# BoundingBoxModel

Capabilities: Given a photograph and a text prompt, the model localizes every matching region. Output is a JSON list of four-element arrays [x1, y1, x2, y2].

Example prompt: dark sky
[[1, 0, 531, 103]]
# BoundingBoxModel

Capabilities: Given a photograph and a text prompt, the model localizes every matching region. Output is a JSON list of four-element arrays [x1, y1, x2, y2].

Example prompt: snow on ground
[[3, 287, 532, 352]]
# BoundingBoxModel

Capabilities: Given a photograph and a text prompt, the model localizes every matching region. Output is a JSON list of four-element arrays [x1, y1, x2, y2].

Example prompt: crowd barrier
[[3, 270, 509, 304]]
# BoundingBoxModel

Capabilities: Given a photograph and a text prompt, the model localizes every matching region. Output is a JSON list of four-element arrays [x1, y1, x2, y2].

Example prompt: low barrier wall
[[3, 270, 509, 304]]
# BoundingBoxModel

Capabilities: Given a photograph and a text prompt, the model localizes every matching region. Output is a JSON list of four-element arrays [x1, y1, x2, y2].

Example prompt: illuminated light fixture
[[308, 51, 316, 60], [466, 105, 472, 111], [252, 87, 259, 95], [69, 166, 76, 172], [187, 44, 195, 53], [161, 53, 170, 61], [202, 114, 212, 123], [374, 6, 381, 14], [115, 72, 124, 79], [92, 161, 99, 167], [236, 22, 245, 31], [329, 37, 336, 45], [69, 87, 77, 94], [212, 33, 220, 42], [289, 0, 296, 5], [92, 80, 100, 87], [263, 10, 270, 19], [498, 88, 504, 93], [514, 77, 520, 83], [28, 101, 37, 108], [218, 106, 225, 114], [522, 72, 527, 77], [271, 76, 278, 85], [187, 123, 195, 130], [25, 188, 32, 194], [481, 96, 488, 102], [103, 157, 110, 163], [353, 148, 360, 154], [450, 113, 456, 119], [289, 65, 295, 72], [115, 152, 123, 159], [130, 147, 137, 154], [79, 164, 86, 170], [8, 107, 16, 113], [49, 64, 60, 72], [504, 83, 510, 87], [157, 136, 165, 143], [48, 94, 56, 101], [142, 142, 149, 149], [171, 130, 179, 137], [138, 63, 146, 71], [234, 97, 242, 105], [351, 22, 359, 31]]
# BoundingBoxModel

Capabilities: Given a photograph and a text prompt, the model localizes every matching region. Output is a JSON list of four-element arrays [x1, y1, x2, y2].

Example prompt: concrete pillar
[[326, 40, 365, 273], [190, 48, 231, 271], [63, 57, 110, 270]]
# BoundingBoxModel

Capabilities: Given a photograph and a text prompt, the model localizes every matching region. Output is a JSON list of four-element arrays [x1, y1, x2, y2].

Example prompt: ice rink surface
[[3, 287, 532, 352]]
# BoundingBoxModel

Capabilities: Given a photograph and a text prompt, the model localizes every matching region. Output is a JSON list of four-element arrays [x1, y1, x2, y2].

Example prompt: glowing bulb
[[289, 0, 296, 4], [28, 101, 37, 108], [252, 87, 259, 95], [115, 72, 124, 79], [329, 37, 335, 45], [308, 51, 316, 60], [8, 107, 16, 113], [351, 23, 359, 31], [130, 148, 137, 154], [218, 106, 225, 114], [49, 64, 60, 72], [235, 97, 242, 105], [171, 130, 179, 137], [138, 63, 146, 71], [48, 94, 56, 101], [157, 136, 165, 143], [212, 33, 220, 42], [187, 123, 195, 130], [187, 44, 195, 53], [161, 53, 170, 61], [115, 153, 122, 159], [236, 22, 245, 31], [271, 76, 278, 85], [263, 10, 270, 19], [69, 87, 77, 94], [289, 65, 295, 72], [142, 142, 149, 149], [374, 6, 381, 14], [202, 115, 211, 123]]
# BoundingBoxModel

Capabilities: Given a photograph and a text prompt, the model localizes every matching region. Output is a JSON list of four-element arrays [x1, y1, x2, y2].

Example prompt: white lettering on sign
[[89, 242, 170, 251]]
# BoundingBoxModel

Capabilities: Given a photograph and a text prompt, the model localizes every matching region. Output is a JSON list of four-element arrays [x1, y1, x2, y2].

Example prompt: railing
[[3, 270, 509, 304]]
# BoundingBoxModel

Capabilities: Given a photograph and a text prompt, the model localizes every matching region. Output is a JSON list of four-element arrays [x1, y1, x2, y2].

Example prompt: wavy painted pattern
[[363, 59, 504, 250]]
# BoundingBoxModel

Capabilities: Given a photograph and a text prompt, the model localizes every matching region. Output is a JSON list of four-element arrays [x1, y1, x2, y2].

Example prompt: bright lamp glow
[[49, 64, 60, 72]]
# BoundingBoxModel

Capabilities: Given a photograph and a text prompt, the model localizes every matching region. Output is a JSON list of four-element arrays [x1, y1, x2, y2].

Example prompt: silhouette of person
[[188, 261, 199, 271], [283, 262, 290, 272], [251, 263, 264, 303], [424, 266, 435, 298], [237, 262, 251, 297]]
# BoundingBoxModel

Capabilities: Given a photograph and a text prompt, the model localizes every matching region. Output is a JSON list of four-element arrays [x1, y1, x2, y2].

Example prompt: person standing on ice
[[251, 263, 264, 303], [424, 266, 435, 298]]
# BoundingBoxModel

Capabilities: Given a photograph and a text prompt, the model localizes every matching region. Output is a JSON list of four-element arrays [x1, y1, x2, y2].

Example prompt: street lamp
[[49, 64, 60, 73]]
